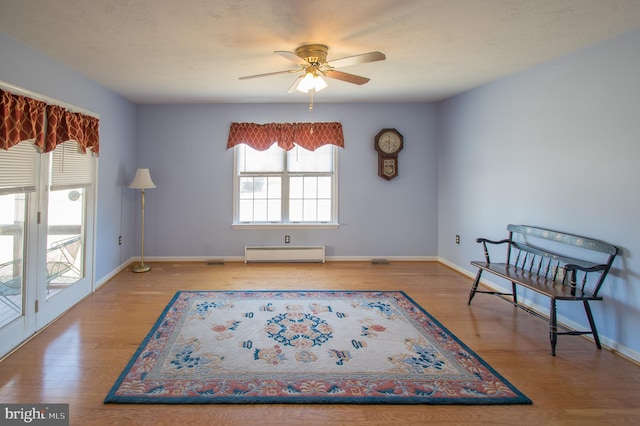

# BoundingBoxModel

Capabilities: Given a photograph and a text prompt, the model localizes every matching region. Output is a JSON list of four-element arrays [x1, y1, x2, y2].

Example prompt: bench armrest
[[563, 263, 611, 296], [476, 238, 510, 263], [564, 263, 608, 273], [476, 238, 510, 245]]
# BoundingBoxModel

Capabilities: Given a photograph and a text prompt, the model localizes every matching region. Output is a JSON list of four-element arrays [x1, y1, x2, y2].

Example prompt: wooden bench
[[468, 224, 618, 356]]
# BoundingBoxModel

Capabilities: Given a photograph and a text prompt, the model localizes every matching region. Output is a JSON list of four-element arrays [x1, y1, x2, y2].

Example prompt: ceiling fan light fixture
[[313, 75, 327, 92], [296, 71, 327, 93], [296, 71, 316, 93]]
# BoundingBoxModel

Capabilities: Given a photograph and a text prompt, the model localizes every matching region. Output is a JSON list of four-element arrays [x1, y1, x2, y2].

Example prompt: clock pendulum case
[[374, 128, 403, 180]]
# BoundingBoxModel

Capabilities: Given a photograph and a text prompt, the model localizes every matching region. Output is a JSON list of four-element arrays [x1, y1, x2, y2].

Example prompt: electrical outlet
[[285, 235, 290, 244], [455, 235, 460, 244], [118, 235, 122, 245]]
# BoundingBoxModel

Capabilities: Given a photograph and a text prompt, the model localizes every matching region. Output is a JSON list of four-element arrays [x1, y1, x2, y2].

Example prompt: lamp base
[[132, 263, 151, 273]]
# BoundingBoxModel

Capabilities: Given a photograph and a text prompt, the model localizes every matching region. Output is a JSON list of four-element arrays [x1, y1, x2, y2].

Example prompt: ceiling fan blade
[[239, 70, 297, 80], [326, 51, 386, 68], [275, 50, 309, 65], [324, 70, 370, 85], [287, 76, 303, 93]]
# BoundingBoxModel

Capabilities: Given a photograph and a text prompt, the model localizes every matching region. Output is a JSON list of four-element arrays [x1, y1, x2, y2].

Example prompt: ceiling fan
[[239, 44, 386, 93]]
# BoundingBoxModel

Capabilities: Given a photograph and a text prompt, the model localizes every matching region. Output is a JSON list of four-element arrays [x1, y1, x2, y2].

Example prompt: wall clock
[[374, 128, 403, 180]]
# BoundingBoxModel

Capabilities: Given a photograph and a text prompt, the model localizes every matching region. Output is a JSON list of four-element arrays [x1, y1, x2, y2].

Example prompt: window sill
[[232, 223, 340, 230]]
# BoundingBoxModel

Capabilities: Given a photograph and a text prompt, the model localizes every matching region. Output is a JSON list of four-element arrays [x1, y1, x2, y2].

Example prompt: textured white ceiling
[[1, 0, 640, 104]]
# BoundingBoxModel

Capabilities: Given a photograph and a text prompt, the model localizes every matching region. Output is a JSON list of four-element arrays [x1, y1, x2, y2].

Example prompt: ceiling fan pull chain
[[309, 90, 315, 135]]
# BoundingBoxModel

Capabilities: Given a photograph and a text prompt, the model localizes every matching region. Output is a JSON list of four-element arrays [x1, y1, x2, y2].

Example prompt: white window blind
[[51, 140, 94, 190], [0, 140, 39, 195]]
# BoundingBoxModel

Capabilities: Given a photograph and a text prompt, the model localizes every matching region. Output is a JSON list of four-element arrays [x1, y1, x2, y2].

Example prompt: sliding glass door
[[0, 139, 96, 355], [37, 140, 95, 328], [0, 193, 29, 325], [0, 141, 38, 354]]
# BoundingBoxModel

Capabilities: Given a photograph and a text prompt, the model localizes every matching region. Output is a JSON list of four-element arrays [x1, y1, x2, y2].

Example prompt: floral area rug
[[105, 290, 531, 404]]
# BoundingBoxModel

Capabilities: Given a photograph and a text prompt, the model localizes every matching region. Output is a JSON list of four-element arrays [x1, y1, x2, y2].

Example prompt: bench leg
[[468, 270, 483, 305], [550, 298, 558, 356], [583, 300, 602, 350], [511, 282, 518, 305]]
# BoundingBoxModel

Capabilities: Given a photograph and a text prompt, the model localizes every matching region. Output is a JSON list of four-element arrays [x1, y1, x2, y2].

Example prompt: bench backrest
[[506, 225, 618, 297]]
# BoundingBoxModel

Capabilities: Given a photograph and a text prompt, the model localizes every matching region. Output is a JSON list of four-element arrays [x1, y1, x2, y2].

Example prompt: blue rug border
[[104, 290, 532, 405]]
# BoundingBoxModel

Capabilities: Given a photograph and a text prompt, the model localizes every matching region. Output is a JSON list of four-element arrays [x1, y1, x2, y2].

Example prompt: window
[[234, 144, 338, 227]]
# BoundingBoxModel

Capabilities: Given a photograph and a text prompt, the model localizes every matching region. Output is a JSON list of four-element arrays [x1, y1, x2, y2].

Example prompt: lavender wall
[[0, 33, 138, 282], [437, 29, 640, 360], [136, 102, 438, 259]]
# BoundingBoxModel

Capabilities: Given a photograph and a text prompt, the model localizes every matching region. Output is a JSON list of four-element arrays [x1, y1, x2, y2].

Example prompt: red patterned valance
[[0, 90, 46, 150], [46, 105, 100, 154], [0, 89, 100, 155], [227, 122, 344, 151]]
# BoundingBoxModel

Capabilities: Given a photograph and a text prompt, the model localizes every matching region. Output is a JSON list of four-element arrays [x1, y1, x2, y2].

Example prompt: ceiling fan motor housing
[[295, 44, 328, 64]]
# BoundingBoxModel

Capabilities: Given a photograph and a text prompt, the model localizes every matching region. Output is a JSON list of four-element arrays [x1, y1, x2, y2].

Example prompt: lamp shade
[[129, 168, 156, 189]]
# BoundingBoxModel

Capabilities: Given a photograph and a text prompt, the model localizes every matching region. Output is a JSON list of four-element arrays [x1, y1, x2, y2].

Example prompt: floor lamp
[[129, 168, 156, 273]]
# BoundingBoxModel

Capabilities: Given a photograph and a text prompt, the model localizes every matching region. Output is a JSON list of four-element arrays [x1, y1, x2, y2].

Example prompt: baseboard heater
[[244, 246, 325, 263]]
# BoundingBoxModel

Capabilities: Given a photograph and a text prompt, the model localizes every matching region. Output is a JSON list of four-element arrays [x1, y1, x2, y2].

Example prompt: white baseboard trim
[[94, 257, 134, 290], [438, 257, 477, 279], [138, 255, 438, 263], [327, 256, 438, 262], [142, 256, 243, 263]]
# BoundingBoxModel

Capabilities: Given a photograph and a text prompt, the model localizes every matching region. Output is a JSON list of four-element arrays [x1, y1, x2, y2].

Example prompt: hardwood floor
[[0, 261, 638, 425]]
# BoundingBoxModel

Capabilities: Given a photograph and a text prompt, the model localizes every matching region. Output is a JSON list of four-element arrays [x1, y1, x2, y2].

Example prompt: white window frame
[[232, 145, 339, 229]]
